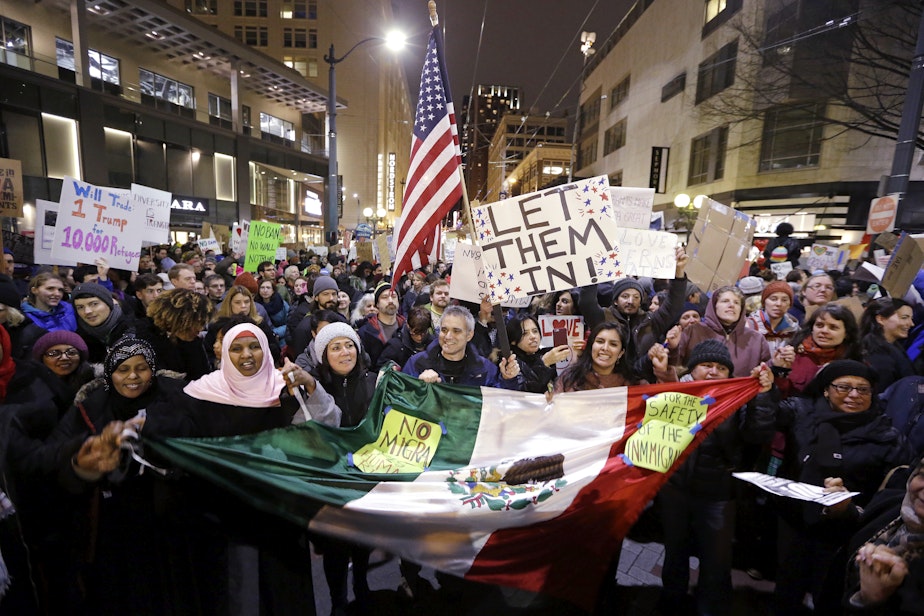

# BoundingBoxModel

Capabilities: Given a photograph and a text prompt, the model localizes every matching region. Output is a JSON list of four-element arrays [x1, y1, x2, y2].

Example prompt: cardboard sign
[[473, 176, 676, 302], [243, 220, 282, 272], [34, 199, 74, 266], [806, 243, 838, 272], [875, 232, 900, 251], [881, 233, 924, 298], [133, 183, 172, 246], [0, 157, 24, 217], [352, 407, 443, 473], [355, 241, 374, 265], [51, 177, 142, 269], [866, 194, 898, 235], [447, 242, 531, 308], [684, 199, 755, 293], [609, 187, 654, 230], [623, 391, 711, 472], [374, 234, 391, 273]]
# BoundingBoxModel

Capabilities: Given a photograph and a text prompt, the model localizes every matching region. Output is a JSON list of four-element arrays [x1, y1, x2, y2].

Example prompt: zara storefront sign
[[170, 195, 210, 215]]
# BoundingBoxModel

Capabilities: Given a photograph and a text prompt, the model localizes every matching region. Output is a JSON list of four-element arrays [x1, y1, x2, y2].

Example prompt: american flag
[[392, 25, 462, 284]]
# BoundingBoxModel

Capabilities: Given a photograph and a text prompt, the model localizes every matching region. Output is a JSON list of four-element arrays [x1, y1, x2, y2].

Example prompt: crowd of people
[[0, 227, 922, 615]]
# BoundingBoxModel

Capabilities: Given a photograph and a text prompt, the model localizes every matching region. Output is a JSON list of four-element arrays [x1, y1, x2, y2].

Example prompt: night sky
[[391, 0, 636, 116]]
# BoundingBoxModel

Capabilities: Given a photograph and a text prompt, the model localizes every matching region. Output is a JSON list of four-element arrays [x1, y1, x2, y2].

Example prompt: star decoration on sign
[[571, 177, 613, 219], [593, 248, 623, 280]]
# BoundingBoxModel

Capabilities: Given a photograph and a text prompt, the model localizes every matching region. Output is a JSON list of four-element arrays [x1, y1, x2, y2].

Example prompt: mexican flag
[[147, 369, 759, 610]]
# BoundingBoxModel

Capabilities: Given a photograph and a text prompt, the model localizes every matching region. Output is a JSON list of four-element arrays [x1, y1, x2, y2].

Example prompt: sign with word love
[[243, 220, 282, 272], [52, 176, 143, 269], [448, 242, 531, 308], [538, 314, 584, 369], [622, 391, 712, 472], [133, 183, 172, 246], [352, 407, 443, 473], [473, 176, 676, 302]]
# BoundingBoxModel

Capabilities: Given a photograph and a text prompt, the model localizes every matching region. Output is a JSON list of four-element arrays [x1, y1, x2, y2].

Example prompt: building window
[[208, 93, 232, 129], [55, 38, 121, 85], [307, 58, 318, 77], [696, 40, 737, 104], [762, 2, 798, 66], [242, 105, 252, 136], [609, 170, 623, 187], [139, 69, 195, 115], [0, 16, 31, 69], [260, 112, 295, 143], [234, 25, 268, 47], [759, 103, 825, 171], [603, 118, 627, 155], [283, 28, 308, 48], [283, 56, 308, 77], [308, 0, 318, 19], [609, 75, 630, 110], [703, 0, 742, 36], [280, 1, 315, 19], [577, 137, 597, 169], [688, 126, 728, 184], [308, 28, 318, 49], [661, 72, 686, 102], [234, 0, 267, 17], [579, 89, 602, 135], [186, 0, 217, 14]]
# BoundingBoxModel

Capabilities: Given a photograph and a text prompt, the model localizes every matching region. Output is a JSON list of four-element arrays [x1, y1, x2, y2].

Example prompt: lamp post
[[362, 206, 387, 235], [323, 31, 404, 246]]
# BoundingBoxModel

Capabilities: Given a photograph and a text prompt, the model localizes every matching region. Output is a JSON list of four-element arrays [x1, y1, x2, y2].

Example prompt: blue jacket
[[22, 301, 77, 332], [403, 339, 523, 390]]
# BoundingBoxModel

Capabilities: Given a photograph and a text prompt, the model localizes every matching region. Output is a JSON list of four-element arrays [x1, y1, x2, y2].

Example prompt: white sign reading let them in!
[[473, 176, 676, 302]]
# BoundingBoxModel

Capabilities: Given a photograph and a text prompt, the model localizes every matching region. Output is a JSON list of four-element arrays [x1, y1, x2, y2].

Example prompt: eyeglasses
[[828, 383, 872, 396], [45, 348, 80, 359]]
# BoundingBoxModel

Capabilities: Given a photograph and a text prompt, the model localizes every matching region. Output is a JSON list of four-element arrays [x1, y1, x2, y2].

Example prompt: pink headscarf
[[183, 323, 285, 407]]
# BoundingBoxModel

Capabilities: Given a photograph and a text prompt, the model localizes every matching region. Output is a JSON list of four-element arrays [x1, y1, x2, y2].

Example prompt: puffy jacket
[[22, 301, 77, 333]]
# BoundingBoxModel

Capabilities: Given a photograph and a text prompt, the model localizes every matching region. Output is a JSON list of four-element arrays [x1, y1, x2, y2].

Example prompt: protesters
[[137, 288, 213, 380], [167, 263, 198, 291], [72, 282, 134, 364], [350, 293, 376, 328], [790, 273, 836, 324], [0, 274, 39, 359], [203, 273, 226, 307], [256, 278, 289, 340], [763, 222, 802, 268], [554, 322, 639, 393], [423, 279, 451, 323], [746, 280, 799, 355], [860, 298, 916, 395], [377, 307, 432, 371], [293, 309, 349, 372], [357, 283, 404, 368], [507, 313, 568, 394], [206, 285, 280, 367], [287, 276, 339, 354], [22, 272, 76, 334], [126, 273, 164, 320]]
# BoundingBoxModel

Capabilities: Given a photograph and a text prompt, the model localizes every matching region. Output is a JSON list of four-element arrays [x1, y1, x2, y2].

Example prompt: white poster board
[[133, 183, 172, 246], [734, 472, 858, 506], [51, 177, 142, 269], [34, 199, 74, 266], [448, 242, 531, 308], [198, 237, 221, 253], [609, 186, 654, 230], [473, 176, 676, 303], [806, 243, 838, 272]]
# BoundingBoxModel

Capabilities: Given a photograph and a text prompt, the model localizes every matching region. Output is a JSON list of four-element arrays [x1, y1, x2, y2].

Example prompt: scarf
[[865, 458, 924, 563], [183, 323, 284, 407], [77, 302, 124, 343], [259, 289, 285, 316], [797, 335, 846, 366], [0, 326, 15, 401]]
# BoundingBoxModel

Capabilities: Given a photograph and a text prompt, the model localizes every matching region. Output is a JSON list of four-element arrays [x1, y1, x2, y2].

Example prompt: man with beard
[[424, 279, 451, 324], [358, 282, 405, 367], [289, 276, 340, 358]]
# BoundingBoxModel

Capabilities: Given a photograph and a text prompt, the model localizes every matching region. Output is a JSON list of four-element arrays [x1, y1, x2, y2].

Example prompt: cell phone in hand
[[553, 326, 567, 348]]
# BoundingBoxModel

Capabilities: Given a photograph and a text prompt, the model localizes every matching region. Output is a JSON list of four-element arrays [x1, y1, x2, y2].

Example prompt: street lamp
[[324, 31, 405, 246], [362, 206, 387, 233], [568, 32, 596, 183]]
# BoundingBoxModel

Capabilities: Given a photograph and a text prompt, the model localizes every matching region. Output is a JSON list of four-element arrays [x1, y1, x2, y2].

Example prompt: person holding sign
[[289, 322, 375, 613], [742, 360, 910, 614], [579, 245, 689, 371], [649, 340, 774, 616], [507, 313, 567, 394]]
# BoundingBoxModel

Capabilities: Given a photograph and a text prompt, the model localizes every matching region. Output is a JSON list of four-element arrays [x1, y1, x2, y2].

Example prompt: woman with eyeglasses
[[860, 298, 916, 396], [745, 360, 910, 614], [790, 273, 837, 324]]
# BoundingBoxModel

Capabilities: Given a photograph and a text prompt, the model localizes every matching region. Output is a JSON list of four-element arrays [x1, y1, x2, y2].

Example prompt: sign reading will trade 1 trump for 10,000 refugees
[[472, 176, 677, 302]]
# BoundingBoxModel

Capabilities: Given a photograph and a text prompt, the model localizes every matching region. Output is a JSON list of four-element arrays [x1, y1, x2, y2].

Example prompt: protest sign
[[609, 187, 654, 230], [51, 177, 142, 269], [356, 241, 374, 265], [806, 244, 838, 272], [243, 220, 282, 272], [881, 233, 924, 298], [275, 247, 288, 261], [733, 472, 858, 507], [684, 199, 754, 293], [448, 242, 531, 308], [623, 391, 710, 473], [198, 237, 221, 253], [875, 232, 899, 251], [538, 315, 584, 370], [352, 407, 443, 473], [132, 183, 171, 246], [34, 200, 74, 266], [473, 176, 676, 302], [229, 221, 249, 255], [0, 158, 24, 217], [770, 261, 792, 280], [355, 223, 374, 240], [374, 234, 391, 273]]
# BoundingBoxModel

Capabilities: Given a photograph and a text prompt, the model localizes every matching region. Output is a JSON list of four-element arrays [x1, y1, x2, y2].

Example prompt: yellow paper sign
[[352, 408, 442, 474], [624, 392, 710, 473]]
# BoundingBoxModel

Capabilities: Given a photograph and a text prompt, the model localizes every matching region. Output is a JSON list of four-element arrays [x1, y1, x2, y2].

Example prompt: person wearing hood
[[72, 282, 135, 364], [743, 360, 910, 615], [21, 272, 76, 334], [579, 245, 689, 370], [377, 306, 433, 371], [670, 285, 771, 377]]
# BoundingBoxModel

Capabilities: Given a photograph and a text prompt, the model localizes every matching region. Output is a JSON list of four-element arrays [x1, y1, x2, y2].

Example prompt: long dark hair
[[557, 322, 635, 392], [506, 313, 539, 351], [791, 303, 861, 359], [860, 297, 910, 353]]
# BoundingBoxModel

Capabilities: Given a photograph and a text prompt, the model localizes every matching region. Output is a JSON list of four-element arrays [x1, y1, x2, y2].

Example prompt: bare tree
[[699, 0, 923, 151]]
